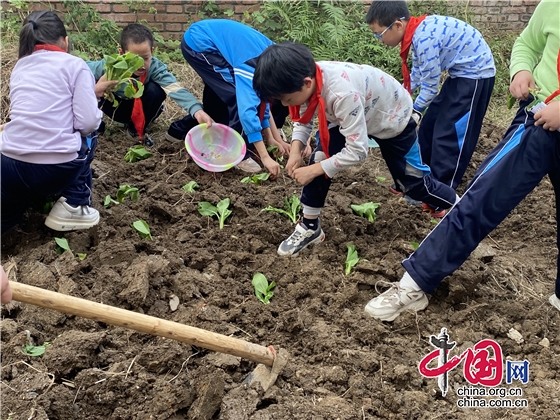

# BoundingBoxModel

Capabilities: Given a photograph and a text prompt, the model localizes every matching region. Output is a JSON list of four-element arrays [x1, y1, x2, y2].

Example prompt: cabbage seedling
[[103, 52, 145, 106], [54, 237, 70, 254], [181, 181, 199, 193], [252, 273, 276, 304], [198, 198, 232, 229], [132, 220, 152, 240], [105, 185, 139, 208], [22, 342, 50, 357], [241, 173, 270, 184], [124, 145, 152, 163], [345, 244, 362, 275], [262, 195, 301, 223], [351, 202, 380, 222]]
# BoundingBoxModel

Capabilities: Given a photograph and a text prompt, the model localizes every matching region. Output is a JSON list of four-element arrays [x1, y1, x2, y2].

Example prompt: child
[[365, 0, 560, 322], [167, 19, 290, 176], [253, 42, 458, 257], [1, 11, 108, 234], [366, 1, 495, 200], [87, 23, 213, 147]]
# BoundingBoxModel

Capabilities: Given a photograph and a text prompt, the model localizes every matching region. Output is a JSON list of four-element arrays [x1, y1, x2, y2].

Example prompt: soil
[[1, 119, 559, 420]]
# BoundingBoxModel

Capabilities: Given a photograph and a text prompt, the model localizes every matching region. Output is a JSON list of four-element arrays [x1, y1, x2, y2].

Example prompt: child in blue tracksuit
[[168, 19, 289, 177], [366, 1, 495, 199], [365, 0, 560, 322], [88, 23, 213, 147]]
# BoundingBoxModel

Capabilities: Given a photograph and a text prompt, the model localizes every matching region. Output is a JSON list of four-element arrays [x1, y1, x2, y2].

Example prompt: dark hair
[[120, 23, 154, 51], [366, 0, 410, 26], [253, 42, 316, 101], [19, 11, 67, 58]]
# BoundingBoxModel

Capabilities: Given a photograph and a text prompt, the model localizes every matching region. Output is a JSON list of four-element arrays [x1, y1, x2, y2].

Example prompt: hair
[[19, 11, 67, 58], [120, 23, 154, 51], [366, 0, 410, 26], [253, 42, 316, 101]]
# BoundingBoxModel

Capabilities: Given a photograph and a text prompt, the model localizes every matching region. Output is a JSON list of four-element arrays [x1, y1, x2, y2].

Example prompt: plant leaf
[[345, 244, 360, 275], [22, 342, 50, 357], [198, 202, 218, 217], [181, 181, 199, 193], [132, 220, 152, 240], [252, 273, 274, 304], [54, 237, 71, 254]]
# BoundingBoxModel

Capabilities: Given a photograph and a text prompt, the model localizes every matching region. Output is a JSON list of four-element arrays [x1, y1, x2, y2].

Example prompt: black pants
[[99, 80, 166, 133]]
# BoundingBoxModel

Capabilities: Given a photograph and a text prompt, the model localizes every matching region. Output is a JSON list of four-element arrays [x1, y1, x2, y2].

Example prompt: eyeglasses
[[372, 16, 405, 41]]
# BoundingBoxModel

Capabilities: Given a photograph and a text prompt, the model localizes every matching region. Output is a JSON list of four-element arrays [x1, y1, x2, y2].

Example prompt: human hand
[[262, 156, 281, 180], [285, 155, 304, 177], [94, 74, 119, 99], [291, 163, 324, 186], [534, 101, 560, 132], [1, 266, 12, 304], [301, 141, 312, 159], [510, 70, 536, 101], [194, 110, 214, 128]]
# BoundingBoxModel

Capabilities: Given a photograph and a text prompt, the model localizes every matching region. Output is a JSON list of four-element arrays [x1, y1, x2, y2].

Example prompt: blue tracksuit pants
[[403, 99, 560, 299], [1, 133, 98, 234], [301, 119, 457, 210], [419, 76, 495, 189]]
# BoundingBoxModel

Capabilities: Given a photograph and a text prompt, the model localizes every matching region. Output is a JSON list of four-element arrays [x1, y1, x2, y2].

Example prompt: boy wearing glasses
[[366, 1, 495, 204]]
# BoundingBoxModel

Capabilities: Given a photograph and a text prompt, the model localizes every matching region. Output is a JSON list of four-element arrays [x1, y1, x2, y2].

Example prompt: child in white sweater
[[253, 42, 458, 257]]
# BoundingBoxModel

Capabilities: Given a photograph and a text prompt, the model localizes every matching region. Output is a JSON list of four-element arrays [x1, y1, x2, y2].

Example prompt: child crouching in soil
[[87, 23, 213, 147], [253, 42, 459, 257]]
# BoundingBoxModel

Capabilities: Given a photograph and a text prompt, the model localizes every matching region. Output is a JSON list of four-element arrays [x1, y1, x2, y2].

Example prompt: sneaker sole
[[364, 295, 429, 321], [277, 230, 326, 257], [45, 215, 100, 232]]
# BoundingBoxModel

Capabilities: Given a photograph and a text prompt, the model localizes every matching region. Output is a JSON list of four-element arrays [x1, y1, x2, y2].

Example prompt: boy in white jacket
[[253, 42, 457, 257]]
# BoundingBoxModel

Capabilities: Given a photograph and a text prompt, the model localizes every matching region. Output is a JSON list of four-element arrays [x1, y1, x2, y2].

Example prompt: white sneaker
[[236, 157, 261, 173], [549, 294, 560, 311], [365, 281, 429, 321], [45, 197, 100, 231]]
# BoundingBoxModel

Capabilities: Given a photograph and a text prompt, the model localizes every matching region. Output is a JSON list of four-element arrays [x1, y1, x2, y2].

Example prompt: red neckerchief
[[130, 72, 147, 140], [33, 44, 67, 53], [400, 15, 427, 93], [288, 63, 330, 158], [544, 49, 560, 104]]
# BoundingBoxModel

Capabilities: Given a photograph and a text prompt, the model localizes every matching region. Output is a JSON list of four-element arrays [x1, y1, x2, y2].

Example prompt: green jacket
[[510, 0, 560, 102], [87, 56, 203, 117]]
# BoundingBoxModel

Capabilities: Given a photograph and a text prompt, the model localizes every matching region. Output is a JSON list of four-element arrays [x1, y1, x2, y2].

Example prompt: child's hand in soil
[[291, 163, 324, 186], [510, 70, 536, 100], [262, 155, 280, 180], [534, 101, 560, 132]]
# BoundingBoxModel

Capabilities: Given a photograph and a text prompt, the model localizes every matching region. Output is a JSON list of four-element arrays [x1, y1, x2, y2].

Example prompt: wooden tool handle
[[10, 281, 274, 367]]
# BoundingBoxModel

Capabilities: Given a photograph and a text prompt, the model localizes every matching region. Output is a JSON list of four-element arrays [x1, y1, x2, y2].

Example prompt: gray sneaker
[[45, 197, 100, 232], [278, 220, 325, 257], [364, 281, 429, 321]]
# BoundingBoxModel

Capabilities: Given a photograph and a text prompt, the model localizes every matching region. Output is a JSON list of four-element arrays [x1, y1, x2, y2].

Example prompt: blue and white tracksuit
[[411, 15, 496, 189]]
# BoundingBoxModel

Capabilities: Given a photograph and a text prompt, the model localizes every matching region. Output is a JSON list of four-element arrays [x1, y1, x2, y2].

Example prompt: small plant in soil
[[181, 181, 199, 193], [267, 145, 285, 164], [410, 241, 420, 250], [262, 195, 301, 223], [132, 220, 152, 240], [54, 237, 70, 255], [376, 176, 386, 182], [22, 342, 50, 357], [345, 244, 362, 275], [198, 198, 232, 229], [252, 272, 276, 304], [124, 145, 152, 163], [241, 173, 270, 185], [104, 185, 139, 208], [351, 202, 380, 223]]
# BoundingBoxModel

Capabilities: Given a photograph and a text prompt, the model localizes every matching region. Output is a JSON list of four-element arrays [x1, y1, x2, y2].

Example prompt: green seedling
[[252, 272, 276, 304], [54, 238, 70, 255], [267, 145, 285, 163], [262, 195, 301, 224], [241, 173, 270, 185], [351, 202, 380, 223], [345, 244, 362, 275], [132, 220, 152, 240], [124, 145, 152, 163], [22, 342, 50, 357], [376, 176, 386, 182], [181, 181, 199, 193], [198, 198, 232, 229], [410, 241, 420, 251], [105, 185, 139, 208], [103, 52, 145, 106], [76, 253, 87, 261]]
